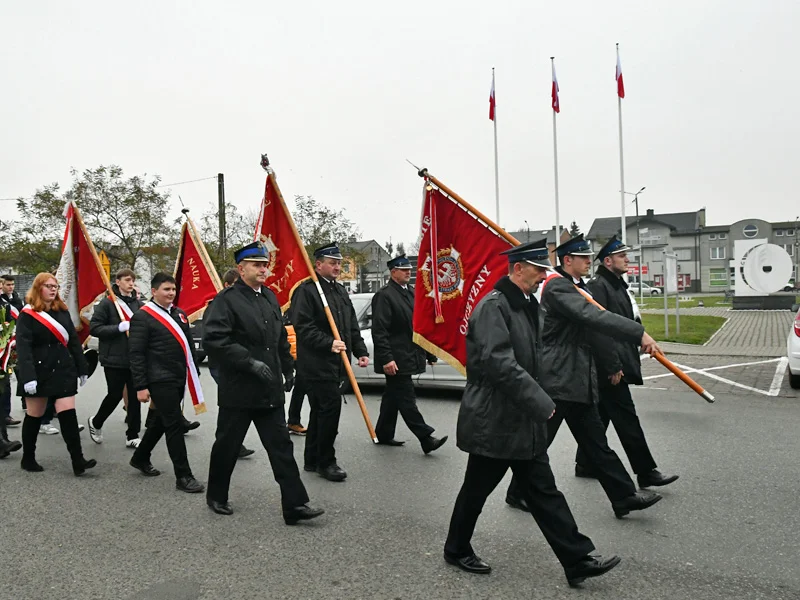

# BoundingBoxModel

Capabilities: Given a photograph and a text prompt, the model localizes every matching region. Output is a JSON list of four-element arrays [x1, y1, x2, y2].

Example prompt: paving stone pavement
[[641, 307, 794, 357]]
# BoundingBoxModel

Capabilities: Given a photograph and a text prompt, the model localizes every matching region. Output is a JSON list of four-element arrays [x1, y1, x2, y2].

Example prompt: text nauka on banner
[[140, 303, 206, 415], [254, 171, 311, 310], [173, 218, 222, 322]]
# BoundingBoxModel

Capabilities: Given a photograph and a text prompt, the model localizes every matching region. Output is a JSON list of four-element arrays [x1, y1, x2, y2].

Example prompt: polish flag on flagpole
[[616, 50, 625, 99], [489, 71, 496, 121], [551, 63, 560, 113]]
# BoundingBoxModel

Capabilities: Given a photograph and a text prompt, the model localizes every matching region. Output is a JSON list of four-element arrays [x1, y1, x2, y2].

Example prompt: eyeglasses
[[42, 284, 60, 290]]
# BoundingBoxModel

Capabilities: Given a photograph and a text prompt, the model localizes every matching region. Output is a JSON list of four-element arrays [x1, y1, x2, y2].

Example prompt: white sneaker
[[39, 424, 60, 435], [125, 438, 141, 448], [88, 417, 103, 444]]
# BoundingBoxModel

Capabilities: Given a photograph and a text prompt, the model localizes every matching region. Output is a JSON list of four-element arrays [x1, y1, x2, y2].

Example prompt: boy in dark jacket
[[87, 269, 143, 447]]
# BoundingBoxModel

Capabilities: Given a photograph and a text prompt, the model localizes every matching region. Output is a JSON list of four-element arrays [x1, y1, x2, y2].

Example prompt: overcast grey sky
[[3, 1, 799, 251]]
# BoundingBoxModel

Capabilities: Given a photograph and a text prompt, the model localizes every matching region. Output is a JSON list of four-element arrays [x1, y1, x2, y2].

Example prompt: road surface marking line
[[768, 358, 789, 396]]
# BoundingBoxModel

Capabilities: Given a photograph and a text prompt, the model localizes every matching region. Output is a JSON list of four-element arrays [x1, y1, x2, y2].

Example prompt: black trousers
[[92, 367, 141, 439], [132, 383, 193, 479], [375, 374, 434, 442], [304, 379, 342, 469], [445, 453, 595, 567], [207, 406, 310, 508], [575, 383, 657, 476], [509, 400, 636, 503], [287, 375, 308, 426]]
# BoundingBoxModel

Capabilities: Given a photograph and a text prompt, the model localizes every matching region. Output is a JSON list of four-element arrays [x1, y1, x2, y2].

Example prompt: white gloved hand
[[79, 375, 88, 387], [24, 380, 37, 395], [118, 321, 131, 333]]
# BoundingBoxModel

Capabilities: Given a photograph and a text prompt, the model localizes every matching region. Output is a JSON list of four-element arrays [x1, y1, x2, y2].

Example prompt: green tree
[[395, 241, 405, 257], [292, 195, 362, 257], [198, 201, 259, 272], [569, 220, 581, 237]]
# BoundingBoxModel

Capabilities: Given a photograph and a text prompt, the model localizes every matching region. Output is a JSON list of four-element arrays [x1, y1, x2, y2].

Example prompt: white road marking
[[642, 358, 781, 381], [768, 358, 789, 396], [669, 360, 774, 397]]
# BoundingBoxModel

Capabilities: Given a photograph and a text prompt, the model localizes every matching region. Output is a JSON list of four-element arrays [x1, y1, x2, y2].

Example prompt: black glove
[[248, 359, 274, 382], [284, 371, 295, 393]]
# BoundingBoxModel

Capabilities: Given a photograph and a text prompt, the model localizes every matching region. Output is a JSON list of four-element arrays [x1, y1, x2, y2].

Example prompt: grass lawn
[[637, 295, 727, 309], [641, 314, 727, 344]]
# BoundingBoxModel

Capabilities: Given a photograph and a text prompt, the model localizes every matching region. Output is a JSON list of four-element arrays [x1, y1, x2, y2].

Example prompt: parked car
[[629, 282, 662, 296], [787, 304, 800, 389], [345, 293, 466, 390], [626, 289, 643, 323]]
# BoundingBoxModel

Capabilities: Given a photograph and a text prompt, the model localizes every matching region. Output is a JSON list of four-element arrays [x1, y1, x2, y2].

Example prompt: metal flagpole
[[492, 68, 500, 224], [551, 57, 561, 248], [617, 43, 627, 245]]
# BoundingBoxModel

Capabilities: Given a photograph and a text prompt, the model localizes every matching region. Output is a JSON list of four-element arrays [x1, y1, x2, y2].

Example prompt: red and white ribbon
[[140, 302, 205, 414], [8, 305, 19, 321], [21, 305, 69, 347], [115, 298, 134, 321], [1, 337, 15, 371]]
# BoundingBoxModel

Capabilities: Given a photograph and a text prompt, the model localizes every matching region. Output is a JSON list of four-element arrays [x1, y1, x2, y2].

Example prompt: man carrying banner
[[205, 268, 255, 459], [371, 254, 447, 453], [575, 236, 678, 487], [444, 240, 621, 587], [203, 242, 323, 523], [291, 242, 369, 482], [129, 272, 204, 494], [87, 268, 143, 448], [506, 234, 662, 519]]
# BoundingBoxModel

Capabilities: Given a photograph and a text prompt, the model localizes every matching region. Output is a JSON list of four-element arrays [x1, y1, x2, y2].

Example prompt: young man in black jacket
[[0, 275, 23, 429], [575, 236, 678, 488], [128, 272, 204, 494], [87, 269, 143, 447]]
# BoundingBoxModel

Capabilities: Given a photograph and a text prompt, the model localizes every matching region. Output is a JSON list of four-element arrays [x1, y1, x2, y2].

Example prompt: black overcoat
[[371, 280, 430, 375]]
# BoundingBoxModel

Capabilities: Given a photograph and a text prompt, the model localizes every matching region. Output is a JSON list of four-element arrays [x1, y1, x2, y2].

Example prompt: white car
[[346, 293, 466, 390], [787, 305, 800, 389], [629, 282, 662, 296]]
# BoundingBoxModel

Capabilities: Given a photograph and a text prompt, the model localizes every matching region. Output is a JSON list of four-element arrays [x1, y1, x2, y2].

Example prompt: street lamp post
[[622, 186, 646, 302]]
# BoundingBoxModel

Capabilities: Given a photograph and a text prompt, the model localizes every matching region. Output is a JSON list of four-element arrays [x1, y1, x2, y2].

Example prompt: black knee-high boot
[[20, 414, 44, 471], [57, 409, 97, 476], [0, 419, 22, 458]]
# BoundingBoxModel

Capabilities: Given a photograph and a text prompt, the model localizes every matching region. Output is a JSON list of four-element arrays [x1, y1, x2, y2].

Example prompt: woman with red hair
[[16, 273, 95, 475]]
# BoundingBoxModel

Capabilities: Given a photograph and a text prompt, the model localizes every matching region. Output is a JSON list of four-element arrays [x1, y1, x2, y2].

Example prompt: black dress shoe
[[176, 476, 205, 493], [637, 470, 679, 488], [611, 490, 662, 518], [182, 419, 201, 433], [238, 445, 256, 459], [21, 455, 44, 472], [5, 416, 21, 427], [575, 464, 599, 479], [207, 497, 233, 515], [0, 438, 22, 458], [72, 457, 97, 476], [377, 439, 405, 446], [130, 457, 161, 476], [317, 464, 347, 482], [303, 463, 318, 472], [421, 435, 448, 455], [283, 504, 325, 525], [505, 495, 530, 512], [443, 552, 492, 575], [564, 554, 621, 587]]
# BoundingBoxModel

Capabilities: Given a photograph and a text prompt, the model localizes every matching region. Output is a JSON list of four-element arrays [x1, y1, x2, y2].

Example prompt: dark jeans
[[132, 383, 193, 479], [287, 375, 307, 426], [208, 406, 309, 508], [92, 367, 141, 440], [1, 376, 10, 418], [446, 453, 595, 567], [375, 374, 434, 442], [304, 379, 342, 468], [575, 383, 657, 476]]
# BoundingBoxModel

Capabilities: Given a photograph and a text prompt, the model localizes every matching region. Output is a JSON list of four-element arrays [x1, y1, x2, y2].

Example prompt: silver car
[[346, 293, 466, 390]]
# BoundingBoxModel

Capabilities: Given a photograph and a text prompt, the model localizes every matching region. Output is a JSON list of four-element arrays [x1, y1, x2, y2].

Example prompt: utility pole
[[217, 173, 226, 259]]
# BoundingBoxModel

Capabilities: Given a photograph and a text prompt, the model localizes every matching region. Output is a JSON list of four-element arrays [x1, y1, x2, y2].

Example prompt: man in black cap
[[444, 239, 621, 587], [291, 242, 369, 482], [371, 254, 448, 453], [203, 242, 324, 524], [575, 236, 678, 487], [506, 234, 663, 519]]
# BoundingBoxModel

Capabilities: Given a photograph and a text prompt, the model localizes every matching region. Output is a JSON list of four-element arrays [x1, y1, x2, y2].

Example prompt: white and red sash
[[1, 338, 15, 371], [21, 305, 69, 347], [114, 298, 134, 321], [7, 305, 19, 321], [140, 302, 206, 415]]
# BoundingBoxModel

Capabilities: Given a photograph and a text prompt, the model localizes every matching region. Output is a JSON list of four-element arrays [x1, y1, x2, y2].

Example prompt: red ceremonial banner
[[173, 220, 221, 322], [254, 173, 311, 310], [56, 202, 109, 343], [412, 185, 513, 374]]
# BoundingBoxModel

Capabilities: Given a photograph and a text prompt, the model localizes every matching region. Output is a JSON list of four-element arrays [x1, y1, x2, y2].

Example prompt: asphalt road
[[2, 368, 799, 600]]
